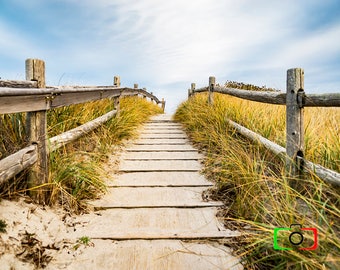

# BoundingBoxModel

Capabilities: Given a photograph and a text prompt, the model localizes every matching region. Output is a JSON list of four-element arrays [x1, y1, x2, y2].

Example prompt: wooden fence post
[[286, 68, 305, 184], [113, 76, 121, 115], [189, 83, 195, 98], [114, 76, 121, 87], [114, 96, 120, 114], [25, 59, 49, 204], [143, 88, 147, 99], [161, 98, 166, 112], [208, 76, 215, 105]]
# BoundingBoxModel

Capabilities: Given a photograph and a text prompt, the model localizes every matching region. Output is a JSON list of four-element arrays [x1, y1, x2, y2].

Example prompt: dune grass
[[1, 96, 163, 211], [174, 93, 340, 269]]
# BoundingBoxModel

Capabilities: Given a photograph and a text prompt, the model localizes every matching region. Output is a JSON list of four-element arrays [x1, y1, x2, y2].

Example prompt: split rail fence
[[0, 58, 165, 203], [188, 68, 340, 186]]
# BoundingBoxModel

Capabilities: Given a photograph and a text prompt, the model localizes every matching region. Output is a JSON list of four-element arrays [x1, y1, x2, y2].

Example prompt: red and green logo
[[273, 224, 318, 251]]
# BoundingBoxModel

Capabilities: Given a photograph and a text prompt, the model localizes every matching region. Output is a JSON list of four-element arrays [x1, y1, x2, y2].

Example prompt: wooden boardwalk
[[49, 114, 242, 270]]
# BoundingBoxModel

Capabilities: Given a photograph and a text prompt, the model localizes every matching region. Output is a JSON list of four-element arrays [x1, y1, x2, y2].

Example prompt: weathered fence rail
[[0, 86, 161, 114], [0, 58, 165, 203], [188, 68, 340, 186], [191, 86, 340, 107]]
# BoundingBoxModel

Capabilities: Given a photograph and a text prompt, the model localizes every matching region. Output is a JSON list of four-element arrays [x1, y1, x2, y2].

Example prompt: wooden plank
[[90, 187, 222, 208], [142, 127, 183, 130], [144, 124, 181, 127], [148, 114, 173, 121], [125, 144, 196, 151], [119, 160, 201, 172], [138, 133, 187, 139], [133, 138, 189, 144], [140, 131, 186, 135], [144, 123, 182, 127], [47, 240, 242, 270], [73, 208, 238, 239], [107, 172, 212, 187], [0, 145, 37, 184], [121, 151, 202, 160]]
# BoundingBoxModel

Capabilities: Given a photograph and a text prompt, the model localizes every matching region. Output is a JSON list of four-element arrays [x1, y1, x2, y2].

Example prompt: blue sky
[[0, 0, 339, 112]]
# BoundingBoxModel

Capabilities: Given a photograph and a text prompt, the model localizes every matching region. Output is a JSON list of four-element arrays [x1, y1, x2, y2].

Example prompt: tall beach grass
[[175, 93, 339, 269], [1, 96, 163, 211]]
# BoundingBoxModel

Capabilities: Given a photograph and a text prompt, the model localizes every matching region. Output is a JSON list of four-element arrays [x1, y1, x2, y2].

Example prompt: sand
[[0, 196, 87, 269]]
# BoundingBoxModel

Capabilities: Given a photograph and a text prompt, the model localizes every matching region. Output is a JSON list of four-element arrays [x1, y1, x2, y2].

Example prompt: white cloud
[[1, 0, 339, 110], [269, 24, 340, 67]]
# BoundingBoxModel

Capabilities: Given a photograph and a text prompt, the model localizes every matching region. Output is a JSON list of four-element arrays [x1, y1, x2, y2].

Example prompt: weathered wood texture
[[139, 133, 187, 138], [73, 208, 238, 239], [119, 160, 202, 172], [194, 86, 340, 107], [190, 73, 339, 186], [228, 119, 340, 185], [140, 130, 186, 134], [228, 120, 286, 157], [126, 144, 196, 151], [25, 59, 49, 203], [114, 76, 121, 87], [121, 151, 202, 160], [0, 87, 161, 114], [305, 93, 340, 107], [47, 240, 242, 270], [0, 58, 164, 191], [107, 172, 212, 187], [214, 86, 286, 104], [76, 114, 242, 269], [208, 76, 215, 105], [0, 145, 37, 184], [133, 138, 188, 144], [286, 68, 304, 180], [188, 83, 196, 98], [0, 80, 38, 88], [49, 110, 117, 152], [143, 123, 182, 126], [303, 158, 340, 186], [161, 98, 165, 112], [91, 186, 222, 209]]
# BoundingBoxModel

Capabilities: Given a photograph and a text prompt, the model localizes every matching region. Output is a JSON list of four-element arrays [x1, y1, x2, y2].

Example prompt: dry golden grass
[[175, 93, 340, 269], [1, 96, 163, 212]]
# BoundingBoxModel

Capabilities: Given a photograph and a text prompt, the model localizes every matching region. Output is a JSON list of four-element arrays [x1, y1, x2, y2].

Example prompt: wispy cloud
[[1, 0, 339, 111]]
